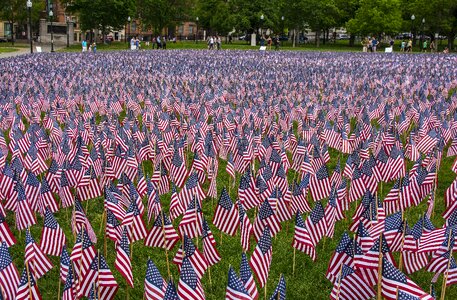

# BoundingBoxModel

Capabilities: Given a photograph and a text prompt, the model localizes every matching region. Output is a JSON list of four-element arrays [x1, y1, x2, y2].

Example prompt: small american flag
[[115, 228, 134, 287], [226, 266, 252, 300], [24, 228, 53, 279], [249, 226, 272, 288], [240, 252, 258, 300], [144, 258, 167, 300], [40, 208, 66, 256], [178, 257, 205, 300], [15, 267, 42, 300], [269, 274, 286, 300], [0, 242, 20, 300], [329, 264, 375, 300], [213, 187, 239, 236]]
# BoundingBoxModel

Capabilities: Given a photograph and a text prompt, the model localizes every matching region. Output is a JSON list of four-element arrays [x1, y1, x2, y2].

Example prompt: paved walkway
[[0, 43, 65, 59]]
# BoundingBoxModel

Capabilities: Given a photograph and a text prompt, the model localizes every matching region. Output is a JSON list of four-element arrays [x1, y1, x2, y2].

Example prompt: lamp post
[[49, 9, 54, 52], [127, 16, 131, 49], [195, 17, 199, 44], [26, 0, 32, 53], [411, 14, 415, 48], [260, 14, 264, 45], [66, 16, 70, 48], [420, 18, 425, 51]]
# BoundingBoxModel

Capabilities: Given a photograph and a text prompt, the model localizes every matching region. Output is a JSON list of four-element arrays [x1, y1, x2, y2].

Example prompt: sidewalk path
[[0, 44, 65, 59]]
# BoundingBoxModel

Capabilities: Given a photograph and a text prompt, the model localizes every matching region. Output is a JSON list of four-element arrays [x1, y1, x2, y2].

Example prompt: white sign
[[36, 46, 42, 53], [251, 34, 257, 47], [385, 47, 392, 53], [259, 46, 267, 51]]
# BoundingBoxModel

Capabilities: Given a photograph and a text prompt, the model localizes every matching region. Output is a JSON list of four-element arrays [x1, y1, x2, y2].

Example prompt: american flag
[[238, 201, 253, 252], [0, 211, 16, 247], [202, 218, 221, 266], [40, 208, 66, 256], [179, 196, 203, 239], [177, 257, 205, 300], [305, 201, 328, 247], [381, 257, 433, 300], [24, 228, 53, 280], [15, 267, 42, 300], [269, 274, 286, 300], [0, 242, 20, 300], [326, 232, 355, 284], [183, 235, 208, 279], [329, 264, 375, 300], [240, 252, 258, 300], [104, 187, 126, 221], [169, 182, 184, 220], [238, 169, 260, 210], [59, 245, 71, 282], [122, 200, 147, 242], [310, 164, 331, 201], [147, 180, 161, 223], [213, 187, 239, 236], [144, 211, 180, 250], [164, 279, 179, 300], [249, 226, 272, 288], [292, 211, 316, 261], [15, 181, 37, 230], [170, 148, 188, 188], [62, 263, 75, 300], [106, 208, 122, 243], [226, 266, 253, 300], [253, 200, 281, 241], [226, 153, 236, 179], [144, 259, 167, 300], [115, 228, 134, 288]]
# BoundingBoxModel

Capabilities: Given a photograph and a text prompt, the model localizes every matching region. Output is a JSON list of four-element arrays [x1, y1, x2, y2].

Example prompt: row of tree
[[1, 0, 456, 49]]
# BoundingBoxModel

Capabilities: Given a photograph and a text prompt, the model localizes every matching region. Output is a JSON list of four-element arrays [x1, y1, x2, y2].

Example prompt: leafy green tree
[[139, 0, 193, 35], [346, 0, 402, 37]]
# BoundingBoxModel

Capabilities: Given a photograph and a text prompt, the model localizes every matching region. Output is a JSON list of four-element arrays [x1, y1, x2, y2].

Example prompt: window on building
[[131, 22, 136, 33], [4, 23, 12, 37], [178, 25, 184, 35], [189, 25, 193, 34]]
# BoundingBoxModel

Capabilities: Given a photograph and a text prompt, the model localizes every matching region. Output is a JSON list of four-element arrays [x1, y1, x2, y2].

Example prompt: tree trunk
[[349, 34, 355, 47], [448, 32, 455, 51], [292, 29, 296, 48]]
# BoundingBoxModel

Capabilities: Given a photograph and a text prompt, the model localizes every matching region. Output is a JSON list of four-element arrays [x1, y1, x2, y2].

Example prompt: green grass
[[3, 90, 457, 299], [0, 47, 19, 53], [59, 39, 455, 53]]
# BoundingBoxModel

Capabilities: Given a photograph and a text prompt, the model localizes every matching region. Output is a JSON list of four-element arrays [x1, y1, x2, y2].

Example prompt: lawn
[[1, 51, 457, 300]]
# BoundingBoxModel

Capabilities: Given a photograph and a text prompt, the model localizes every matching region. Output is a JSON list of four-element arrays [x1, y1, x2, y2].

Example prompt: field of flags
[[0, 50, 456, 299]]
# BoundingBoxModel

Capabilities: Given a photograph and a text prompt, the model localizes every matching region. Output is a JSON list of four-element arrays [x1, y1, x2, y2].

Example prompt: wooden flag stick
[[398, 213, 407, 272], [264, 281, 267, 300], [335, 264, 344, 300], [97, 250, 101, 300], [220, 231, 223, 246], [440, 229, 453, 300], [377, 235, 383, 300], [292, 248, 296, 275], [57, 273, 61, 300], [208, 265, 212, 285], [25, 260, 32, 300], [161, 211, 171, 279], [194, 194, 199, 248], [276, 273, 282, 300]]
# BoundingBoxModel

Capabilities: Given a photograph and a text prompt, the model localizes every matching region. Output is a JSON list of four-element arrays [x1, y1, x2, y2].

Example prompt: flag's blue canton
[[357, 222, 370, 238], [171, 150, 183, 167], [218, 188, 233, 210], [240, 252, 253, 283], [259, 200, 275, 221], [258, 226, 272, 254], [26, 172, 40, 188], [186, 173, 199, 189], [184, 235, 196, 256], [382, 256, 406, 283], [0, 242, 13, 270], [227, 266, 250, 295], [145, 259, 164, 289], [310, 202, 325, 224], [295, 212, 305, 228], [384, 212, 403, 231], [180, 257, 198, 288], [44, 209, 58, 229], [269, 274, 286, 300]]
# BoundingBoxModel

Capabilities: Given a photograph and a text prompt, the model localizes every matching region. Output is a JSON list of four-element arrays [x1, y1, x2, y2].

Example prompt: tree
[[139, 0, 192, 36], [346, 0, 402, 37]]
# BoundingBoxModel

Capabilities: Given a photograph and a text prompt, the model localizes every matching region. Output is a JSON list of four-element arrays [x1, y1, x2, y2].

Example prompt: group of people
[[81, 40, 97, 53], [361, 37, 380, 52], [207, 36, 222, 50]]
